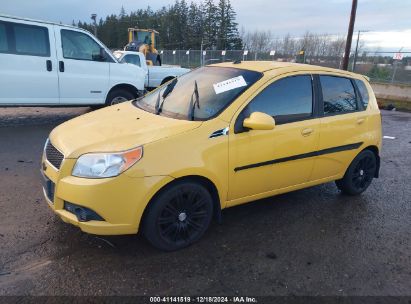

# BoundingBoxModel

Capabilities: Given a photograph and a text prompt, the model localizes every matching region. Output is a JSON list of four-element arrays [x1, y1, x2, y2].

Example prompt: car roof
[[209, 61, 365, 79], [0, 14, 78, 29]]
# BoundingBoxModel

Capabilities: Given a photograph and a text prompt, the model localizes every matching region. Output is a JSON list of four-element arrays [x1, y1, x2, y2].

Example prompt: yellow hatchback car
[[42, 61, 382, 251]]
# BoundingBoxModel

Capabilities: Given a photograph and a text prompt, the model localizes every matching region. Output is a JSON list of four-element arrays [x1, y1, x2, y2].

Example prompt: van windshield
[[134, 66, 262, 121]]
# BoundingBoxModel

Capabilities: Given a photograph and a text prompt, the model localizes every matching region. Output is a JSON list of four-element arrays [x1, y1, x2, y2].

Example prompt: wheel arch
[[139, 175, 222, 232], [362, 145, 380, 178], [105, 83, 140, 102]]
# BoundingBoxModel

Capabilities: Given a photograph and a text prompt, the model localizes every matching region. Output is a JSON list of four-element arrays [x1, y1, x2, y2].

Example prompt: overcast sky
[[1, 0, 410, 50]]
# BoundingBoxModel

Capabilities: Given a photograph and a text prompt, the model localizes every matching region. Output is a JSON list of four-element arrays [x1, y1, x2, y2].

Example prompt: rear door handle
[[301, 128, 314, 136], [46, 60, 52, 71], [59, 61, 64, 72], [357, 118, 365, 125]]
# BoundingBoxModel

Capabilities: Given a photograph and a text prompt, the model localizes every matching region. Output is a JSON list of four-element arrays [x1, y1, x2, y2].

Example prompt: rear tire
[[105, 89, 135, 106], [335, 150, 377, 195], [143, 181, 213, 251]]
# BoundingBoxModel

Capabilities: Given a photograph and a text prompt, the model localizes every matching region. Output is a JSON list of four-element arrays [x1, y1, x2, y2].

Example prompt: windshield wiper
[[156, 78, 178, 115], [162, 78, 177, 99], [154, 90, 161, 114], [188, 80, 200, 121]]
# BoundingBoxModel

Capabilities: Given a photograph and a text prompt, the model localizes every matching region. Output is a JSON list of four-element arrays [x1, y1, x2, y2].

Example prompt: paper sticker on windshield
[[213, 76, 247, 95]]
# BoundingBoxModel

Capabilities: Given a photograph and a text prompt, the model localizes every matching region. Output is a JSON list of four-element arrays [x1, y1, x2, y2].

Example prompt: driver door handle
[[46, 60, 52, 71], [301, 128, 314, 136]]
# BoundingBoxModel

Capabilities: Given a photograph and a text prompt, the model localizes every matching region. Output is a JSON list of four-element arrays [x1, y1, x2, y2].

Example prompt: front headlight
[[72, 146, 143, 178]]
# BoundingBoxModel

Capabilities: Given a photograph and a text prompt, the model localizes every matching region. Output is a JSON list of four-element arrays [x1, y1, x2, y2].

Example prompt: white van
[[0, 15, 146, 106]]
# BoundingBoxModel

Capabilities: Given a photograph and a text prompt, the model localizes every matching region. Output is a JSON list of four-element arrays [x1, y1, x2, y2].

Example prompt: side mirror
[[93, 48, 107, 62], [243, 112, 275, 131], [99, 47, 107, 61]]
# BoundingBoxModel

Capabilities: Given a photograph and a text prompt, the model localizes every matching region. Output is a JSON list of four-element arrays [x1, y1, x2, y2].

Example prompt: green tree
[[224, 0, 242, 49], [119, 6, 126, 18], [187, 2, 204, 48], [367, 66, 391, 81], [75, 1, 242, 50], [203, 0, 218, 49], [216, 0, 241, 50]]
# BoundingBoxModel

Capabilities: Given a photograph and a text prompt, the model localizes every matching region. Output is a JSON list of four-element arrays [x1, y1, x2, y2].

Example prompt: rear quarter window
[[354, 79, 370, 109], [320, 75, 358, 115]]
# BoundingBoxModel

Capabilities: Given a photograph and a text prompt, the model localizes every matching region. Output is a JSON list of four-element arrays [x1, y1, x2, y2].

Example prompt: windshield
[[134, 66, 262, 120], [135, 31, 151, 45]]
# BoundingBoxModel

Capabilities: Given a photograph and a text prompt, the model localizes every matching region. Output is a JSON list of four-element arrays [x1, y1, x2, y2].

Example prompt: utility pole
[[352, 30, 369, 72], [91, 13, 97, 37], [342, 0, 357, 70]]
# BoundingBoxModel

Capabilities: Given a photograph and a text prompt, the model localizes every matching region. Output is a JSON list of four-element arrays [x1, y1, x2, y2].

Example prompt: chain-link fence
[[159, 50, 411, 85]]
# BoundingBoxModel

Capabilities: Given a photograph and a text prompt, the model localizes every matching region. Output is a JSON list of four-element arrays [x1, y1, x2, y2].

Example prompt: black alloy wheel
[[143, 182, 213, 251], [336, 150, 377, 195]]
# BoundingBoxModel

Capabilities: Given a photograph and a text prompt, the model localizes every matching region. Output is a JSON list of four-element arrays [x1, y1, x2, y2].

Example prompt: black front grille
[[45, 141, 64, 170]]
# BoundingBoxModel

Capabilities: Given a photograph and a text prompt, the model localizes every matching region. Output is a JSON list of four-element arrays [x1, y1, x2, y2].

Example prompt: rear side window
[[13, 23, 50, 56], [0, 21, 50, 56], [245, 75, 313, 124], [320, 76, 357, 115], [354, 79, 369, 109], [0, 23, 8, 52], [122, 54, 141, 66]]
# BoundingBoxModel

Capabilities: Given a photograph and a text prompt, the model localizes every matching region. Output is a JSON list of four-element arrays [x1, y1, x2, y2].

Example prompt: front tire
[[336, 150, 377, 195], [143, 181, 213, 251], [105, 89, 135, 106]]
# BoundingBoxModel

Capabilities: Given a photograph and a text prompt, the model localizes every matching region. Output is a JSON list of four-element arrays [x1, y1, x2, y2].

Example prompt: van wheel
[[143, 182, 213, 251], [336, 150, 377, 195], [105, 89, 134, 106]]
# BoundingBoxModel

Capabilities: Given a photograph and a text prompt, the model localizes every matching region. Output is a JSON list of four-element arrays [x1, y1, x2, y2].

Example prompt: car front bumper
[[41, 157, 173, 235]]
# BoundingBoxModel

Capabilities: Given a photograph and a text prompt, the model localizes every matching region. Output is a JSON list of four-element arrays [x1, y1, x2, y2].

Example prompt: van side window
[[245, 75, 313, 125], [14, 23, 50, 56], [122, 54, 141, 67], [354, 79, 369, 109], [0, 21, 50, 56], [0, 23, 8, 52], [320, 76, 357, 115], [61, 29, 102, 61]]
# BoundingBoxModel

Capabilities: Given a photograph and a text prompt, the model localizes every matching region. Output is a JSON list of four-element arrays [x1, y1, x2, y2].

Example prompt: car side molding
[[234, 142, 363, 172]]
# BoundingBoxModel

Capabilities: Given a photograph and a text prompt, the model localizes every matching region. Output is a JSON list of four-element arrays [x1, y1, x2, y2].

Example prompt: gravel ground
[[0, 107, 410, 296]]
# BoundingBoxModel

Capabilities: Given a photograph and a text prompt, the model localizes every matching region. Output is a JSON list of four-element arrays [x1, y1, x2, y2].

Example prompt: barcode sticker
[[213, 76, 247, 95]]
